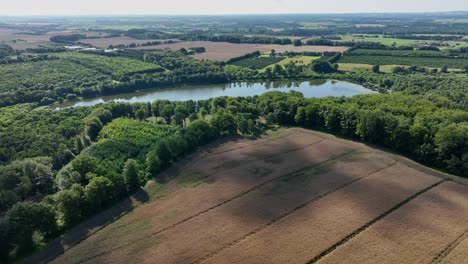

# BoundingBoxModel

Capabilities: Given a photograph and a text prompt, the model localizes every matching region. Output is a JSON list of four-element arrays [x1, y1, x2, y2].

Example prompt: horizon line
[[1, 10, 468, 18]]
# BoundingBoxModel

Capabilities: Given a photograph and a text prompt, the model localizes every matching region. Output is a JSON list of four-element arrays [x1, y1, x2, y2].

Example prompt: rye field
[[26, 128, 468, 264]]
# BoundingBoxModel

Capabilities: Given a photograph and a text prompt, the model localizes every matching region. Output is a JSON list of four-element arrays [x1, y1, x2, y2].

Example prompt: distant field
[[0, 28, 109, 49], [339, 49, 468, 68], [80, 36, 180, 48], [435, 19, 468, 24], [258, 55, 320, 72], [133, 41, 349, 61], [340, 34, 467, 48], [32, 128, 468, 264], [275, 55, 320, 66], [337, 63, 373, 72], [340, 34, 424, 46], [230, 57, 284, 69], [345, 49, 450, 57], [339, 55, 467, 68], [338, 63, 462, 73]]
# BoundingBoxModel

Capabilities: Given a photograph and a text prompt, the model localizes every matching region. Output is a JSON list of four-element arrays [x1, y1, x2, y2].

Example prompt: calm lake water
[[58, 80, 376, 108]]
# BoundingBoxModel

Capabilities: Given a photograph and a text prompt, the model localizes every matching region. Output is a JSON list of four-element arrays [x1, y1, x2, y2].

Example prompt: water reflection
[[57, 80, 375, 108]]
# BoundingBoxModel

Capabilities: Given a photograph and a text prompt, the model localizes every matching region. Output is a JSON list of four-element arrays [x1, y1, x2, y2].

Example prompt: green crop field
[[340, 34, 468, 48], [258, 55, 320, 72], [339, 48, 468, 68], [339, 55, 467, 68], [340, 35, 423, 46], [275, 55, 320, 66], [230, 56, 285, 69], [337, 63, 461, 73], [345, 49, 450, 57]]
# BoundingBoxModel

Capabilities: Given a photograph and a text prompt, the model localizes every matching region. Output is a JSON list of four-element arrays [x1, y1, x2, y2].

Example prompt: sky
[[0, 0, 467, 16]]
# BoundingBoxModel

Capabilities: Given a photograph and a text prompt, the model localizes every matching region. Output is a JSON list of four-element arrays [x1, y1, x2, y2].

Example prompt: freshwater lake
[[58, 80, 376, 108]]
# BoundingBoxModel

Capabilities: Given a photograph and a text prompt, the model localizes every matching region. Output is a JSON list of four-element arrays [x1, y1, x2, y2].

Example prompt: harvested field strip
[[202, 164, 441, 264], [168, 130, 300, 175], [65, 148, 360, 264], [170, 130, 303, 176], [438, 234, 468, 264], [52, 135, 344, 263], [317, 181, 468, 264], [40, 129, 458, 264], [125, 137, 326, 214], [176, 131, 322, 175], [309, 179, 446, 263], [28, 131, 306, 264], [194, 161, 398, 264], [81, 138, 325, 238], [432, 229, 468, 263], [138, 132, 317, 200]]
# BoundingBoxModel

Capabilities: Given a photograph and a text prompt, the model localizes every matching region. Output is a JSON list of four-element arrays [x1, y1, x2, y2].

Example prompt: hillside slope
[[26, 128, 468, 264]]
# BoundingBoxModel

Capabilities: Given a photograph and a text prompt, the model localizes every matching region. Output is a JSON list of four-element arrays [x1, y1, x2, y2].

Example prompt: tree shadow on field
[[20, 134, 252, 264], [23, 129, 464, 264], [19, 188, 151, 264], [186, 130, 464, 264]]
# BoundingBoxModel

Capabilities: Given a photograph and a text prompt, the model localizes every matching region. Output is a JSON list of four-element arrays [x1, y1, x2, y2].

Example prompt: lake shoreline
[[54, 79, 377, 109]]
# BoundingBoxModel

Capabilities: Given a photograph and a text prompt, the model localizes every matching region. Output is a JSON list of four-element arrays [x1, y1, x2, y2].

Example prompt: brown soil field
[[438, 231, 468, 264], [318, 181, 468, 264], [25, 128, 468, 264], [0, 28, 109, 49], [79, 37, 180, 48], [131, 41, 349, 61], [204, 163, 441, 264]]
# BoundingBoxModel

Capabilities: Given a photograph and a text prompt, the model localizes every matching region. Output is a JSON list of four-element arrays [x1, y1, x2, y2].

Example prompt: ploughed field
[[46, 128, 468, 264], [132, 41, 349, 61]]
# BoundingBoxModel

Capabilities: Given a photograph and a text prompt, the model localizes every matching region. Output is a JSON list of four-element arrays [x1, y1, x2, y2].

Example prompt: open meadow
[[24, 128, 468, 264]]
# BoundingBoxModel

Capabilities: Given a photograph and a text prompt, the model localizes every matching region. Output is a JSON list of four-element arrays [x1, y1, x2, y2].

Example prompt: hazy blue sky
[[1, 0, 467, 16]]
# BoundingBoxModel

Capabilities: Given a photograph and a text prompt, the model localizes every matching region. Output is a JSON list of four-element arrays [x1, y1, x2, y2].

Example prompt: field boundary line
[[306, 178, 448, 264], [73, 148, 358, 264], [194, 162, 399, 264], [432, 229, 468, 263]]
